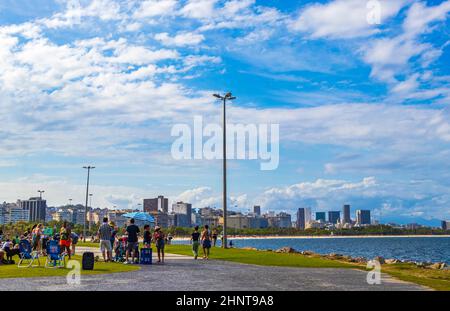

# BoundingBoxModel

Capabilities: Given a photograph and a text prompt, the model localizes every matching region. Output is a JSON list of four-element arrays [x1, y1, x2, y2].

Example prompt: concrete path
[[0, 247, 428, 291]]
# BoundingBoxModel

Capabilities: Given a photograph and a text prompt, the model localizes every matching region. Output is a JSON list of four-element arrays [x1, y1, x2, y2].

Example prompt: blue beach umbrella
[[122, 212, 155, 223]]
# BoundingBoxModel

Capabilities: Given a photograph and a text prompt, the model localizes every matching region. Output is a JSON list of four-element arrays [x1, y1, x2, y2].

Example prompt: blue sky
[[0, 0, 449, 225]]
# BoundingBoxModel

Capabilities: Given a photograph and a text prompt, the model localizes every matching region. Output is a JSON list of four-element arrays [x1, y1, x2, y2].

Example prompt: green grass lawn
[[0, 255, 140, 279], [165, 244, 358, 268], [165, 244, 450, 291], [382, 263, 450, 291]]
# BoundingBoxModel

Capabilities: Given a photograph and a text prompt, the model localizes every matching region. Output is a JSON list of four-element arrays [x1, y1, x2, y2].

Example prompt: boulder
[[385, 258, 399, 264], [351, 257, 367, 263], [415, 262, 426, 268], [428, 263, 441, 270], [428, 262, 447, 270], [275, 247, 297, 253], [327, 253, 343, 259], [300, 250, 315, 256]]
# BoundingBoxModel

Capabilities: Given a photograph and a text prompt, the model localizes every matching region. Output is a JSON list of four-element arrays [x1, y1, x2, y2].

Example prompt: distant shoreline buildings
[[0, 194, 448, 232]]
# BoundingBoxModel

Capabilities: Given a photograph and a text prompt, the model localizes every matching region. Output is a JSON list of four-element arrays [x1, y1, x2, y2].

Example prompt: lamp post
[[213, 92, 236, 248], [38, 190, 45, 200], [89, 193, 93, 231], [83, 166, 95, 238]]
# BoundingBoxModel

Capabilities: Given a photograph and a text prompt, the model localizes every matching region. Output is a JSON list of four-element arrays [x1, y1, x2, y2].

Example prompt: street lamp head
[[213, 93, 222, 99]]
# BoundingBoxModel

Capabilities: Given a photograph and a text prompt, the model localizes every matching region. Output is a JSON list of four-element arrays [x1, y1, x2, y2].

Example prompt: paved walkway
[[0, 247, 428, 291]]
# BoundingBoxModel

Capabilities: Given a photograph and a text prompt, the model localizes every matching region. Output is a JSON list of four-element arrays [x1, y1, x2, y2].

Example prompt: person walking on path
[[201, 225, 212, 260], [191, 226, 200, 260], [153, 226, 165, 263], [124, 218, 140, 264], [98, 217, 112, 262]]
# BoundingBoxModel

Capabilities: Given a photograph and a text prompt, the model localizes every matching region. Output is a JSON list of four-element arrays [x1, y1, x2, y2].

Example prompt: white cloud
[[42, 0, 122, 28], [357, 0, 450, 99], [133, 0, 178, 18], [255, 177, 450, 220], [290, 0, 408, 39], [154, 32, 205, 47], [402, 1, 450, 38], [181, 0, 217, 19]]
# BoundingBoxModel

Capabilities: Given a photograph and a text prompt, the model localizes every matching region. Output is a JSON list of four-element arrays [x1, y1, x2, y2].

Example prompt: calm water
[[174, 237, 450, 263]]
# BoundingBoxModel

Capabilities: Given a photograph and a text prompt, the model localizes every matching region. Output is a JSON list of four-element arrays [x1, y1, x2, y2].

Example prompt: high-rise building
[[356, 210, 371, 225], [154, 211, 169, 227], [342, 204, 351, 224], [20, 197, 46, 222], [267, 212, 292, 228], [253, 205, 261, 216], [172, 201, 192, 227], [296, 208, 311, 230], [0, 203, 8, 225], [315, 212, 326, 222], [9, 206, 29, 223], [0, 202, 9, 225], [172, 202, 192, 216], [143, 196, 168, 214], [442, 220, 450, 230], [328, 211, 340, 224]]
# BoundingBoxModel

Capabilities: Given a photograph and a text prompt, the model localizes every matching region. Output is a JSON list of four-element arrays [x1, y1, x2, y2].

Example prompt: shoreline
[[173, 234, 450, 241]]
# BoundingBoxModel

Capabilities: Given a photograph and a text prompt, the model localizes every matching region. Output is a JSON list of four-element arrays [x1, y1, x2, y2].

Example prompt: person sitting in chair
[[1, 239, 20, 262]]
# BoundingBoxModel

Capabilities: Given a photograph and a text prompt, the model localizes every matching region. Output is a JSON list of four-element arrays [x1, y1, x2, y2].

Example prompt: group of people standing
[[97, 217, 169, 264], [96, 218, 220, 264]]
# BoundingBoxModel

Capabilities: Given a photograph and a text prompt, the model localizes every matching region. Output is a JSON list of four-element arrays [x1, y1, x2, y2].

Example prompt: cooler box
[[82, 252, 95, 270], [140, 248, 152, 265]]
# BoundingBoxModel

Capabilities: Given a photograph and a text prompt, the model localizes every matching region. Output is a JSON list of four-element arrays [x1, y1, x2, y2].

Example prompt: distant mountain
[[381, 216, 443, 228]]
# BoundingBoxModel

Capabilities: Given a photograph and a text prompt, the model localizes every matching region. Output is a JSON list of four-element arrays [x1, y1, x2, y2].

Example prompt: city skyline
[[0, 194, 434, 227], [0, 0, 450, 227]]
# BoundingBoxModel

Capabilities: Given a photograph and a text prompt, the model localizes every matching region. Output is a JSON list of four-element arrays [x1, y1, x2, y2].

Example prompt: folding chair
[[45, 240, 66, 268], [17, 240, 40, 268]]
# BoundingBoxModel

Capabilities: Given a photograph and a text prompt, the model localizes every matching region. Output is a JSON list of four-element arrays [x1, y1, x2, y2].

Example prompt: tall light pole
[[38, 190, 45, 200], [83, 166, 95, 238], [89, 193, 93, 231], [213, 92, 236, 248]]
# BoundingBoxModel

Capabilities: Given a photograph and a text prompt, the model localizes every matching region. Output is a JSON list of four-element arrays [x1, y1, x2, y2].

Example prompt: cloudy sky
[[0, 0, 449, 225]]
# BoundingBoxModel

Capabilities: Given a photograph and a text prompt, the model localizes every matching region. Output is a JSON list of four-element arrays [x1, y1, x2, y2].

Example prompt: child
[[143, 225, 151, 248], [153, 226, 165, 263]]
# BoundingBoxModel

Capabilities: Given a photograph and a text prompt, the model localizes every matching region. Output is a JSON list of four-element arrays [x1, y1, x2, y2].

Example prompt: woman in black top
[[191, 226, 200, 260]]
